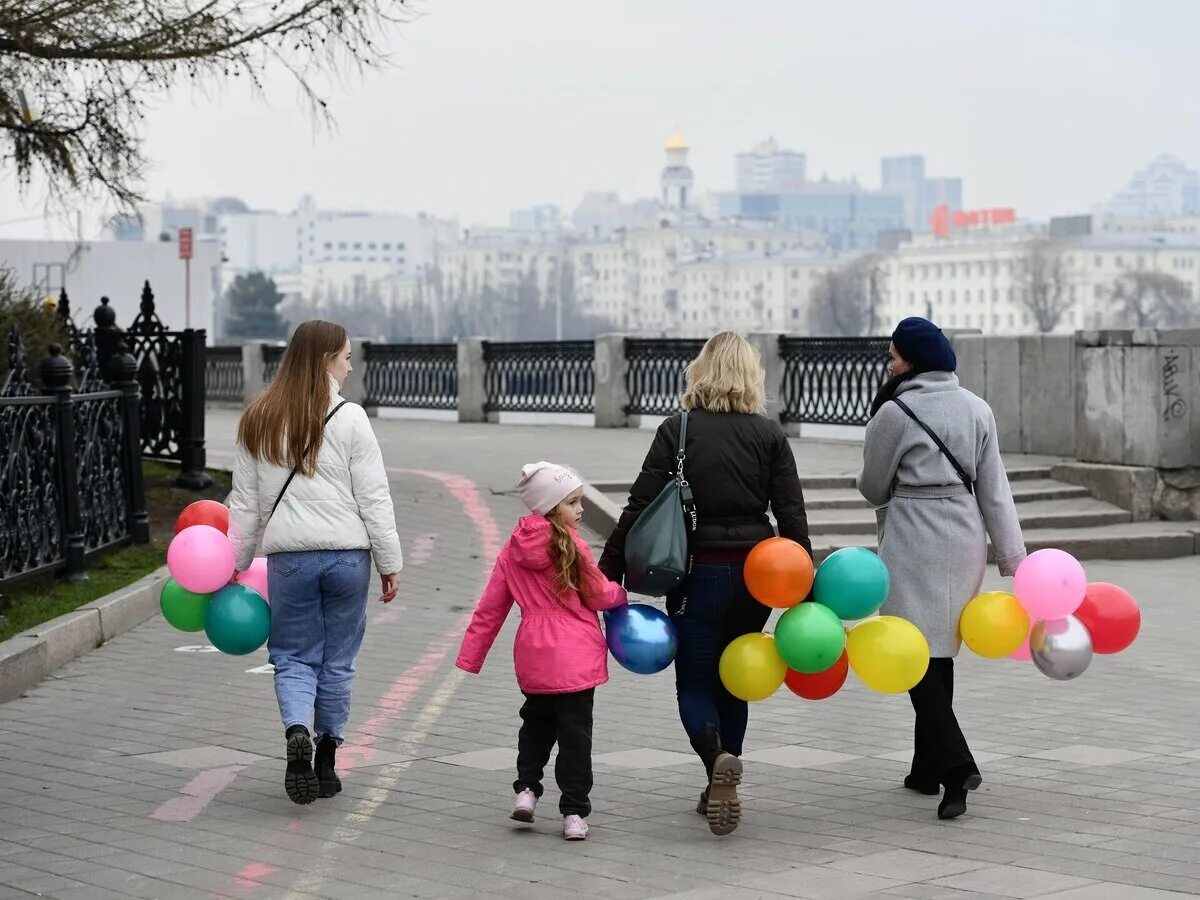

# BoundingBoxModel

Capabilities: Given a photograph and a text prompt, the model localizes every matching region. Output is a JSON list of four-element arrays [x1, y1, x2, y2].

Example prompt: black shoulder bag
[[890, 397, 974, 495], [623, 411, 698, 596], [268, 400, 350, 522]]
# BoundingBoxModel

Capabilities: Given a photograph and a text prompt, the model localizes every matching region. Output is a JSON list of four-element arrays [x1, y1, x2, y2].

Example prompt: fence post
[[40, 345, 86, 583], [175, 329, 213, 489], [749, 331, 786, 422], [109, 342, 150, 544], [457, 337, 489, 423], [592, 333, 629, 428], [242, 341, 268, 404], [92, 297, 122, 373]]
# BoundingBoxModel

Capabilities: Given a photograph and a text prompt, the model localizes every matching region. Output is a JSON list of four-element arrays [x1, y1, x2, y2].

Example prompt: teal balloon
[[160, 578, 209, 632], [204, 583, 271, 655], [813, 547, 890, 620], [774, 602, 846, 673]]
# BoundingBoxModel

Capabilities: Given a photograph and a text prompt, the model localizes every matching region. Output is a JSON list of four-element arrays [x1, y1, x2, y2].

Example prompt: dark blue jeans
[[670, 562, 771, 760]]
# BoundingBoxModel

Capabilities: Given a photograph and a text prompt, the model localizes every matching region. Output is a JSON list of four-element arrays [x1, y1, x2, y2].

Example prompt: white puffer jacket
[[228, 379, 403, 575]]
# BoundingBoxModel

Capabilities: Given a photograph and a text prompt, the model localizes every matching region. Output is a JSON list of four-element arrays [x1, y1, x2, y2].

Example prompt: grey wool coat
[[857, 372, 1027, 657]]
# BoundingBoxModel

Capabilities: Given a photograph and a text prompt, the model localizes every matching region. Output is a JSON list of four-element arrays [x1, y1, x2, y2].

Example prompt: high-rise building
[[1094, 154, 1200, 222], [736, 138, 807, 194], [881, 155, 963, 232]]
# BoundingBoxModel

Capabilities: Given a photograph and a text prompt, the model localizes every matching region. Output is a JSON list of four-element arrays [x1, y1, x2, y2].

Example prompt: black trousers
[[514, 688, 594, 817], [908, 658, 976, 784]]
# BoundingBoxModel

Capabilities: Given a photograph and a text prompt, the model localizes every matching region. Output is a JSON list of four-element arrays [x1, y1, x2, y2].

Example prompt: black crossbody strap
[[269, 400, 350, 522], [891, 397, 974, 495], [676, 410, 698, 535]]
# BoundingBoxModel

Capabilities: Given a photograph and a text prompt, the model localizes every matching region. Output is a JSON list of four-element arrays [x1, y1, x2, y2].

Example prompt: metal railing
[[779, 336, 889, 426], [205, 346, 244, 403], [624, 338, 705, 415], [365, 343, 458, 410], [263, 344, 285, 383], [483, 340, 594, 414]]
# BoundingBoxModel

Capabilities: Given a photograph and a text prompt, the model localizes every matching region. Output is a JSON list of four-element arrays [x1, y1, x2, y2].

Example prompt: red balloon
[[783, 650, 849, 700], [175, 500, 230, 536], [1075, 582, 1140, 654]]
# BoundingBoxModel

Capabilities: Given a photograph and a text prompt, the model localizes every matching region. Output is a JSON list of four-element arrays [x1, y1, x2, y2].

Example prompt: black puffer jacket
[[598, 410, 811, 584]]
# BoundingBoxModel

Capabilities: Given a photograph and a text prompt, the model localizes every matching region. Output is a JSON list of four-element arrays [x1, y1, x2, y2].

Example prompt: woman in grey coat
[[858, 317, 1027, 821]]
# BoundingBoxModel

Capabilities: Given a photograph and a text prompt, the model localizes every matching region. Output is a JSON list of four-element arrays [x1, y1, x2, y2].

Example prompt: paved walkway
[[0, 414, 1197, 899]]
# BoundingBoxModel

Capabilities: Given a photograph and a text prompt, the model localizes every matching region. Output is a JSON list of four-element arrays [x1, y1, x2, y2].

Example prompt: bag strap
[[675, 410, 698, 534], [269, 400, 350, 522], [890, 397, 974, 495]]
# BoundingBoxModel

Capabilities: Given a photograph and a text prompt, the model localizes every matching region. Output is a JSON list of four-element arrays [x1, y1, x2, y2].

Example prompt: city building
[[881, 154, 964, 233], [877, 219, 1200, 334], [509, 204, 564, 232], [737, 176, 905, 251], [661, 131, 695, 212], [736, 137, 807, 194], [1094, 154, 1200, 223]]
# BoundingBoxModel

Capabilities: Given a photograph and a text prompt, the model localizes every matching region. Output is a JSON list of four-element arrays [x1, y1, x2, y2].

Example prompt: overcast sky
[[3, 0, 1199, 238]]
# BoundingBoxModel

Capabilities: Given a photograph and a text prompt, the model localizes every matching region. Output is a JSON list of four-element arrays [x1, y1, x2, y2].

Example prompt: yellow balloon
[[960, 591, 1030, 659], [719, 632, 787, 702], [846, 615, 930, 693]]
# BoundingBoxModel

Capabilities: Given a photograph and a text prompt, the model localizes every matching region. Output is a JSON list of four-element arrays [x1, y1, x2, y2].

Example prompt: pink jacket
[[456, 516, 628, 694]]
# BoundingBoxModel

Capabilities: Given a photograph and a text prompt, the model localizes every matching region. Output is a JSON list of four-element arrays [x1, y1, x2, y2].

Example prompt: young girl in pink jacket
[[456, 462, 628, 841]]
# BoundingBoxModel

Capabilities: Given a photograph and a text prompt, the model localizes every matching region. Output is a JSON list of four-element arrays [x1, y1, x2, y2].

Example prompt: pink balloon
[[1013, 549, 1086, 621], [167, 524, 235, 594], [1010, 623, 1033, 661], [235, 557, 270, 605]]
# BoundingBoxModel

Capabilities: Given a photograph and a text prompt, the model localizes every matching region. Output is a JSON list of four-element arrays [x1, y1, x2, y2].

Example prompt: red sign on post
[[178, 227, 194, 260]]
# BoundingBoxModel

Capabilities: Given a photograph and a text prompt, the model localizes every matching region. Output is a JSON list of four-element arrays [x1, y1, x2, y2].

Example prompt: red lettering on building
[[931, 204, 1016, 237]]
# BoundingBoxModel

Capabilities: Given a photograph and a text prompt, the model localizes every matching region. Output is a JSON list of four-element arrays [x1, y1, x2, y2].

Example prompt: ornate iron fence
[[118, 283, 211, 488], [483, 341, 594, 414], [1, 326, 148, 586], [263, 344, 285, 383], [779, 336, 890, 426], [624, 338, 706, 415], [365, 343, 457, 410], [205, 346, 244, 403]]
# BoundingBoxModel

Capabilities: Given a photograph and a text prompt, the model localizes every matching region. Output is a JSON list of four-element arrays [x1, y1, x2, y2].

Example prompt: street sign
[[178, 227, 194, 260]]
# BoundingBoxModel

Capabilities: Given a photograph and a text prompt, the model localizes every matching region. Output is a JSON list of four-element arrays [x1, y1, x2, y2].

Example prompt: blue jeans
[[267, 549, 371, 744], [670, 563, 771, 759]]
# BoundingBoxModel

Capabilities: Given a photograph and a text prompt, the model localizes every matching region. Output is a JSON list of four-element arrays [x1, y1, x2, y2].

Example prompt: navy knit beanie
[[891, 317, 957, 373]]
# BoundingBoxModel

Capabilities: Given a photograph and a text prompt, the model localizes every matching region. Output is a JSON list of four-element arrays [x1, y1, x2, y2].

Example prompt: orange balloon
[[744, 537, 814, 609]]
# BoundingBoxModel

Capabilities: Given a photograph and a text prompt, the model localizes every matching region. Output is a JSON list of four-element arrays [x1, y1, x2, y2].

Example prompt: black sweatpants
[[908, 658, 977, 784], [513, 688, 594, 817]]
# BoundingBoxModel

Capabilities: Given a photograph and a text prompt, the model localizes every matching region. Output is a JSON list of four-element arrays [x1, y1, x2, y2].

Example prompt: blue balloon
[[604, 603, 678, 674], [204, 583, 270, 656]]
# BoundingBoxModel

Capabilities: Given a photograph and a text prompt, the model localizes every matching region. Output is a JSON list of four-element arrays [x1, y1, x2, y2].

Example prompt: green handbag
[[624, 411, 697, 596]]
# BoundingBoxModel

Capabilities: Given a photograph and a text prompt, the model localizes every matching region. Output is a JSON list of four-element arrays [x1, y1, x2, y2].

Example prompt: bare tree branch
[[1108, 270, 1200, 328], [1014, 239, 1074, 333]]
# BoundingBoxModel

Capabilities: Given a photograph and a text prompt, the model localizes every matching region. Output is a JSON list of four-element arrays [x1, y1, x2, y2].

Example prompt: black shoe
[[284, 726, 319, 805], [315, 733, 342, 799], [696, 788, 709, 816], [904, 773, 941, 796], [937, 765, 982, 820]]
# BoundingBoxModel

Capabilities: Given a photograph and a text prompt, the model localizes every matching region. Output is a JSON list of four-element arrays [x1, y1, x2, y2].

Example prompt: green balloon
[[774, 602, 846, 674], [160, 578, 210, 632], [204, 583, 271, 655], [813, 547, 890, 620]]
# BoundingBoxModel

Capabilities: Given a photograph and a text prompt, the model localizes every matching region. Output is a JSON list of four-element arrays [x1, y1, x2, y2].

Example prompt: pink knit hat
[[517, 461, 584, 515]]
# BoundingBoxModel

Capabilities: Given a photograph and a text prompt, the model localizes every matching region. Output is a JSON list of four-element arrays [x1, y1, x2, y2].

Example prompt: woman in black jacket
[[599, 332, 810, 836]]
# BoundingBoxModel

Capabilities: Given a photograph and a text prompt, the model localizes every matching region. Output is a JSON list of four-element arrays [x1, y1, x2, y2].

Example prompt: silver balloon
[[1030, 616, 1093, 681]]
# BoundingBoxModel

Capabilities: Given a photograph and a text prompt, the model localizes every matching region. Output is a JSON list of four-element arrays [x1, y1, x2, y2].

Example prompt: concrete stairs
[[589, 464, 1200, 563]]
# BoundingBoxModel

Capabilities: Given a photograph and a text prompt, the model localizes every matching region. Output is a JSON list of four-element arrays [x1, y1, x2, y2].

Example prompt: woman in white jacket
[[228, 320, 402, 805]]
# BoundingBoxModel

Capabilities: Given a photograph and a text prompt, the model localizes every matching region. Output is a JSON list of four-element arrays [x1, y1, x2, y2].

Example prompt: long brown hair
[[547, 512, 601, 607], [236, 320, 348, 476]]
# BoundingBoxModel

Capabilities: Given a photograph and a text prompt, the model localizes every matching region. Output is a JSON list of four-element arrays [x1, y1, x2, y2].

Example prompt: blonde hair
[[681, 331, 765, 414], [236, 320, 348, 477], [546, 511, 602, 608]]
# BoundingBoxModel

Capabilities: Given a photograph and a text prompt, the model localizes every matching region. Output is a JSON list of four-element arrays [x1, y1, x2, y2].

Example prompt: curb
[[0, 566, 169, 704], [581, 480, 622, 539]]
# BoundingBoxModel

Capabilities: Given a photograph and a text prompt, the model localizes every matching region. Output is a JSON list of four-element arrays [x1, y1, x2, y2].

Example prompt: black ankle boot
[[284, 725, 319, 805], [937, 764, 982, 820], [904, 773, 940, 796], [690, 724, 742, 836], [314, 734, 342, 798]]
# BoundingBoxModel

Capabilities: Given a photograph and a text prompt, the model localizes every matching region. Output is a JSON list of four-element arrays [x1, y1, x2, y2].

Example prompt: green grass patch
[[0, 460, 232, 643]]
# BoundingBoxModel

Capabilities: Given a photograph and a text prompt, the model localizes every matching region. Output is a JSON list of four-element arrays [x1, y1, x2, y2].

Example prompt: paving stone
[[927, 864, 1096, 897]]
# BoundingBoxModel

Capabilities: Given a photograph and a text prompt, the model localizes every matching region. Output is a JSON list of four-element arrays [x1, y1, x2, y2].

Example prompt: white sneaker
[[511, 789, 537, 822], [562, 814, 589, 841]]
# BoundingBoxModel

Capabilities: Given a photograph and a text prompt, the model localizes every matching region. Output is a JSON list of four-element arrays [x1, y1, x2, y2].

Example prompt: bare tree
[[1, 0, 413, 211], [1108, 270, 1200, 328], [1014, 239, 1074, 333], [806, 254, 886, 336]]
